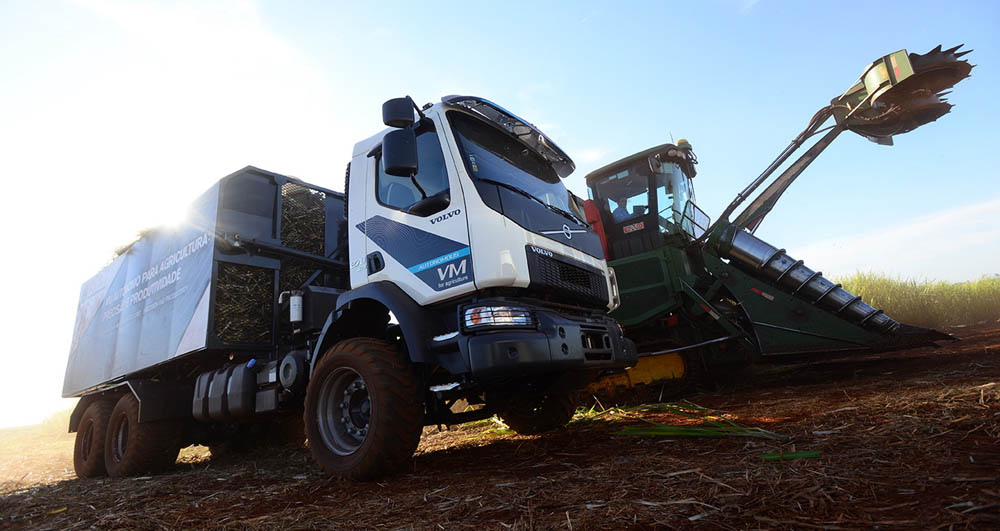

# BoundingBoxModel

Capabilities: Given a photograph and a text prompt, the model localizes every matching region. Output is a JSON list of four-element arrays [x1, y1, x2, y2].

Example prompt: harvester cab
[[584, 46, 973, 393], [585, 141, 703, 260]]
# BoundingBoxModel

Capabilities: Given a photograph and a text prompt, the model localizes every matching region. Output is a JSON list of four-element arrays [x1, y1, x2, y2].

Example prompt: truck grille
[[555, 261, 591, 288], [525, 246, 609, 307]]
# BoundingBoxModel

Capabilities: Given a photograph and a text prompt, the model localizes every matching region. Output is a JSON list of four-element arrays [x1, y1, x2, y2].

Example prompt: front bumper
[[457, 303, 637, 377]]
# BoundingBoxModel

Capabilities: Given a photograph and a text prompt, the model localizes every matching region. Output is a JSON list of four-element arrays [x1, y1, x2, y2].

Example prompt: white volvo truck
[[64, 95, 636, 480]]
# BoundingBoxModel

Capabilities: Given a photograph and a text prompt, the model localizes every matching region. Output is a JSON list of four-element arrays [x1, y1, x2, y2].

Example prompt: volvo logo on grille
[[541, 225, 588, 240], [528, 245, 553, 257]]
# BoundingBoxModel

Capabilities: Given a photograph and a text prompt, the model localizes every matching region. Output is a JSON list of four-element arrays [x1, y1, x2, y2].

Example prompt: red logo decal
[[623, 222, 645, 234]]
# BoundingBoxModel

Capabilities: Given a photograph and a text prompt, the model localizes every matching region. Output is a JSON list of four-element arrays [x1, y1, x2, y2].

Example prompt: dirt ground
[[2, 323, 998, 530]]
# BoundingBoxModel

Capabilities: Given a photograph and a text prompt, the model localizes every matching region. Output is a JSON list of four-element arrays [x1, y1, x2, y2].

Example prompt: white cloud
[[791, 197, 1000, 282]]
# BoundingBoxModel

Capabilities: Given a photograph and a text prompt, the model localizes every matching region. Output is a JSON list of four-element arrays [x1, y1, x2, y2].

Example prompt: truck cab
[[350, 96, 615, 310]]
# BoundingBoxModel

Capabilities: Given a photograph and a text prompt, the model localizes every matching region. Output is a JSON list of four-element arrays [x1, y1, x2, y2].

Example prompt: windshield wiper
[[476, 177, 587, 226]]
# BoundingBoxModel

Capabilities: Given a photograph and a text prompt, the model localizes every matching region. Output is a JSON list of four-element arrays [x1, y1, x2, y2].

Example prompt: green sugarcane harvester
[[583, 45, 974, 392]]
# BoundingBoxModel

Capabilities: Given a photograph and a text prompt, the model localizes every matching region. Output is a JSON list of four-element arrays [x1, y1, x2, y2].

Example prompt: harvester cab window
[[655, 172, 675, 233], [598, 169, 649, 224], [376, 122, 450, 215], [652, 161, 696, 236]]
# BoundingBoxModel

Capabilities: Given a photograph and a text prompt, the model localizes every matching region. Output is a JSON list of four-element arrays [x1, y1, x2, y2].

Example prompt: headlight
[[463, 305, 534, 331]]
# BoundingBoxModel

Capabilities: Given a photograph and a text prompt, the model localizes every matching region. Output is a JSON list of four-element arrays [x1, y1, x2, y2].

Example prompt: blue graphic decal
[[358, 215, 474, 291]]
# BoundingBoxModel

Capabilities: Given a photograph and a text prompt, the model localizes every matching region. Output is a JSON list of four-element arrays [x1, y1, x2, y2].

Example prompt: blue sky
[[0, 0, 997, 427]]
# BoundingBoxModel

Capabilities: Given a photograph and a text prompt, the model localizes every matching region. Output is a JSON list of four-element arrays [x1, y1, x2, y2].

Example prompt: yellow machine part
[[586, 353, 686, 395]]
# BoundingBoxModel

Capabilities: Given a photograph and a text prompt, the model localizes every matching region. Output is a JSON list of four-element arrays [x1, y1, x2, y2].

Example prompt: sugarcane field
[[2, 2, 999, 530]]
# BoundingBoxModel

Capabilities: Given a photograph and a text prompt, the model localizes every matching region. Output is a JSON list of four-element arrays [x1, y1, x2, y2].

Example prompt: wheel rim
[[111, 415, 129, 463], [316, 367, 371, 455], [79, 420, 95, 461]]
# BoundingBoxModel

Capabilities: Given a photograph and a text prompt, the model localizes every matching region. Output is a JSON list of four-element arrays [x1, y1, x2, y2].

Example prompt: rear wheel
[[499, 391, 576, 435], [73, 399, 114, 478], [104, 393, 182, 477], [304, 337, 423, 480]]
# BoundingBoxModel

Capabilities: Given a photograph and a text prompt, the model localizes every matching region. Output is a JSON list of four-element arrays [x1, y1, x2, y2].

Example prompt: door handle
[[366, 252, 385, 275]]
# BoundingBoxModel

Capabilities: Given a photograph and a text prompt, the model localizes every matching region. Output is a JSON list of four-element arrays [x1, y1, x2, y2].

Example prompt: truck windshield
[[448, 111, 579, 222]]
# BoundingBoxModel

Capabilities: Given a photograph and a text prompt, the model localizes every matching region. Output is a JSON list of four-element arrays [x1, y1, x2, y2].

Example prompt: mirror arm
[[406, 95, 426, 122], [402, 97, 426, 197], [409, 173, 427, 199]]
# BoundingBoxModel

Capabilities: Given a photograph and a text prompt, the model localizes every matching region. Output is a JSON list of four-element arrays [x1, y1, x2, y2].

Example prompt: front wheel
[[499, 391, 576, 435], [304, 337, 423, 480]]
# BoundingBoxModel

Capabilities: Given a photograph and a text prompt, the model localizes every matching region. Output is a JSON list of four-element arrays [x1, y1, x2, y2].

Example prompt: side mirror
[[382, 129, 418, 176], [382, 97, 415, 128]]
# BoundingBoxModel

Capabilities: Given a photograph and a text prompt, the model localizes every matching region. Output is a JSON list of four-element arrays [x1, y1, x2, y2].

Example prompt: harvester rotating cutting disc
[[843, 93, 953, 139], [880, 44, 974, 104], [834, 45, 973, 142]]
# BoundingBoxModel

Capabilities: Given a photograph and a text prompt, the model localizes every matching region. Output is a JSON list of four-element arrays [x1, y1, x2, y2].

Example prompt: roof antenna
[[669, 131, 675, 143]]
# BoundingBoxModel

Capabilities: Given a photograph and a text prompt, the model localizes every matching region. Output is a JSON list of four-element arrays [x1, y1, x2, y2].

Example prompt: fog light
[[463, 305, 534, 331]]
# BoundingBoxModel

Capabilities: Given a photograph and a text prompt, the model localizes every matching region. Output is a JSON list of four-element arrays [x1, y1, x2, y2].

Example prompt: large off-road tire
[[499, 391, 576, 435], [104, 393, 182, 477], [73, 399, 114, 478], [304, 337, 423, 480]]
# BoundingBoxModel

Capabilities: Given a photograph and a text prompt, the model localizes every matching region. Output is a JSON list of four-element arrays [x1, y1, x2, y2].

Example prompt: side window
[[655, 173, 674, 233], [376, 125, 450, 215]]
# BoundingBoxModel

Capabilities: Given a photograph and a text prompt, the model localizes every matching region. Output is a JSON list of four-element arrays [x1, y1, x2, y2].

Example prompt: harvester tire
[[73, 399, 114, 478], [499, 391, 576, 435], [304, 337, 423, 480], [104, 393, 181, 477]]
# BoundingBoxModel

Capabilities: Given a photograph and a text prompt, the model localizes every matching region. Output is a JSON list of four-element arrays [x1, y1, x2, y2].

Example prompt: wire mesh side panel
[[214, 262, 274, 345], [281, 182, 326, 255], [280, 182, 326, 294]]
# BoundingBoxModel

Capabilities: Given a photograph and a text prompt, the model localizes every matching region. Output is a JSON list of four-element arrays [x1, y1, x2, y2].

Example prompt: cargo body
[[64, 166, 348, 397]]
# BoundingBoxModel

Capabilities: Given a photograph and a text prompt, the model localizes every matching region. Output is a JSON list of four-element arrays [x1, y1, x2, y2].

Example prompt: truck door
[[360, 116, 474, 305]]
